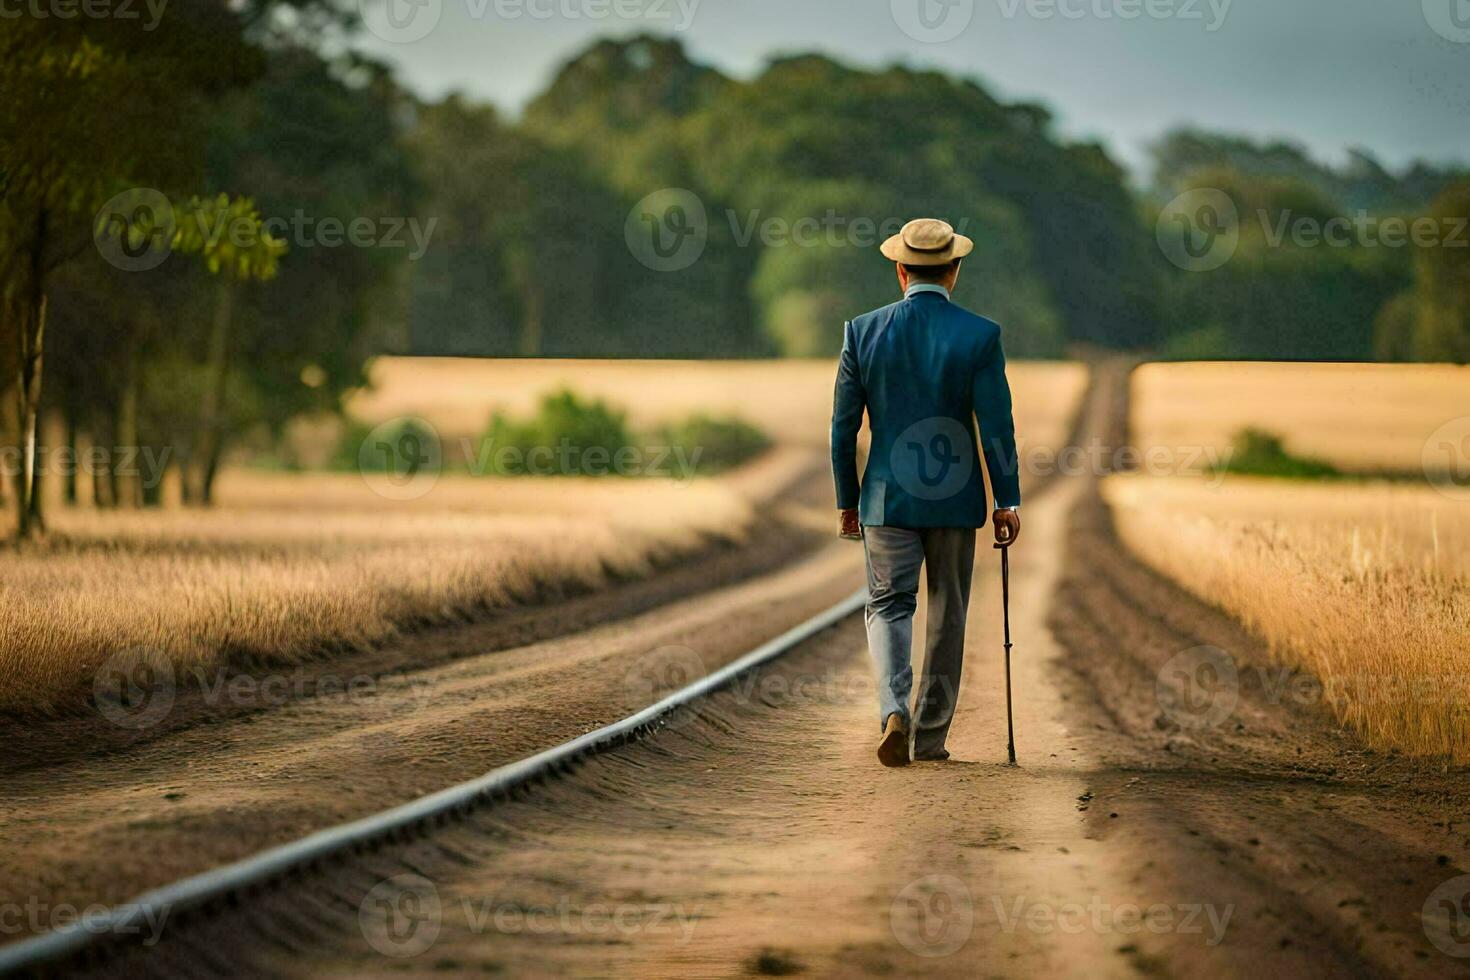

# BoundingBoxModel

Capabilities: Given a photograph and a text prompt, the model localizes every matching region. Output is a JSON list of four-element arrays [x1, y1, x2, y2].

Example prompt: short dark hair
[[901, 259, 960, 282]]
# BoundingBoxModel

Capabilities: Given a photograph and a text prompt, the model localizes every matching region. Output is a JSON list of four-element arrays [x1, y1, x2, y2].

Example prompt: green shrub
[[659, 414, 772, 474], [335, 417, 441, 474], [1216, 427, 1340, 479], [481, 388, 633, 476], [475, 390, 771, 479]]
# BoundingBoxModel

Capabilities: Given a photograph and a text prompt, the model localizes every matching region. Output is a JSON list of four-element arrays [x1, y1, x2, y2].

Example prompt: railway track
[[0, 591, 867, 977]]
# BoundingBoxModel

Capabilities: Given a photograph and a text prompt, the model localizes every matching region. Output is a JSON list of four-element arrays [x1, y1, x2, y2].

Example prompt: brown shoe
[[877, 713, 910, 768]]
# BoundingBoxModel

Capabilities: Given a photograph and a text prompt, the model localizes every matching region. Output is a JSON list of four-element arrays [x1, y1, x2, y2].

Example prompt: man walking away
[[830, 218, 1022, 768]]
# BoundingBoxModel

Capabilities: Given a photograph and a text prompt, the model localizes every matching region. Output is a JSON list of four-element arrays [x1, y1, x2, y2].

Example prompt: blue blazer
[[830, 290, 1020, 528]]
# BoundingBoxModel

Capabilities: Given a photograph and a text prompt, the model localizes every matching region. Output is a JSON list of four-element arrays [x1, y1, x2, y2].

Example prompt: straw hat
[[879, 218, 974, 265]]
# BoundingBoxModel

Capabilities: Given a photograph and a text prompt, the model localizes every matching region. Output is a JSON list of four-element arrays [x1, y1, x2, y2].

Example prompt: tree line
[[3, 17, 1466, 538]]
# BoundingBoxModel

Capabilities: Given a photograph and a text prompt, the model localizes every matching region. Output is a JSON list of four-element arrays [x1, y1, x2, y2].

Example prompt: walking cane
[[994, 539, 1016, 766]]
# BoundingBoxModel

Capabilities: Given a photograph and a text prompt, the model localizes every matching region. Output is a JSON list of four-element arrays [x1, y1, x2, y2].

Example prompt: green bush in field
[[332, 420, 375, 471], [335, 417, 441, 474], [481, 388, 633, 476], [658, 414, 772, 474], [476, 389, 770, 478], [1216, 427, 1340, 480]]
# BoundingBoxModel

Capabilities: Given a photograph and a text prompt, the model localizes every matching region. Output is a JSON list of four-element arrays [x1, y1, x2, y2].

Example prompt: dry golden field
[[1131, 361, 1470, 474], [1106, 472, 1470, 762], [0, 467, 770, 717], [2, 359, 1088, 717], [343, 357, 1088, 452]]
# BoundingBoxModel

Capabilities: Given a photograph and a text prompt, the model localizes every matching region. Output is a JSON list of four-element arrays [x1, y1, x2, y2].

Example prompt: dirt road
[[15, 364, 1470, 978]]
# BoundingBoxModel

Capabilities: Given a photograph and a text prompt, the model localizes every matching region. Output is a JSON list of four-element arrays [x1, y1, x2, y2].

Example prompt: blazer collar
[[904, 282, 950, 301]]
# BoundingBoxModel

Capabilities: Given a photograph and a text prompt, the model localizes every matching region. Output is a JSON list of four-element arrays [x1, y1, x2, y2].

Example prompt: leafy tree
[[1375, 182, 1470, 363], [0, 10, 259, 535], [1155, 169, 1408, 360], [1150, 128, 1466, 214], [171, 195, 288, 502], [199, 46, 420, 495], [513, 40, 1139, 357], [408, 96, 627, 357]]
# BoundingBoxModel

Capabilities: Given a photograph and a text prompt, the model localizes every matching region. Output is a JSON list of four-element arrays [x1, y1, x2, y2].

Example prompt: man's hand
[[838, 508, 862, 540], [993, 508, 1020, 547]]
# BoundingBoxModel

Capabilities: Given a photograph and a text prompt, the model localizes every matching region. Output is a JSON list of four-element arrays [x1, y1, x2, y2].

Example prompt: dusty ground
[[42, 362, 1470, 979]]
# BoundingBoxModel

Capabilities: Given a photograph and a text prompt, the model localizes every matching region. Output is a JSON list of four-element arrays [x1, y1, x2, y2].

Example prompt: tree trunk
[[0, 380, 10, 511], [90, 408, 116, 509], [192, 278, 234, 506], [15, 209, 48, 539], [73, 425, 95, 508], [27, 412, 44, 528], [141, 465, 165, 507], [202, 440, 224, 504], [519, 281, 544, 357], [507, 248, 544, 357], [63, 400, 78, 506], [115, 335, 143, 508]]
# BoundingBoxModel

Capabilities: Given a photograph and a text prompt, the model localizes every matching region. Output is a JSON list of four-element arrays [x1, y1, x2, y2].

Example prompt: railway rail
[[0, 589, 866, 978]]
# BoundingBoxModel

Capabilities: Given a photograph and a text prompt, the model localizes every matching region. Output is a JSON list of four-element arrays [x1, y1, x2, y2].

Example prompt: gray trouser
[[862, 526, 976, 756]]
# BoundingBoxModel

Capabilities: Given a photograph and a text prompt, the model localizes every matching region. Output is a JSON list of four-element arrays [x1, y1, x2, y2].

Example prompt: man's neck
[[904, 281, 950, 300]]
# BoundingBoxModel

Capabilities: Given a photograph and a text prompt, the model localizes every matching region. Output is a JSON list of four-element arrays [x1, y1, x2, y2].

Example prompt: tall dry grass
[[0, 470, 757, 716], [1131, 361, 1470, 474], [1105, 474, 1470, 761]]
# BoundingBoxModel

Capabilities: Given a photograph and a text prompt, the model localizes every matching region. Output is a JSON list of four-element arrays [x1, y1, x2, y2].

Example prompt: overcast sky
[[351, 0, 1470, 178]]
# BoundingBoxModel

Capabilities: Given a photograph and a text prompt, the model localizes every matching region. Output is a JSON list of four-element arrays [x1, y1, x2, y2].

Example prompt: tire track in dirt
[[1047, 361, 1470, 978]]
